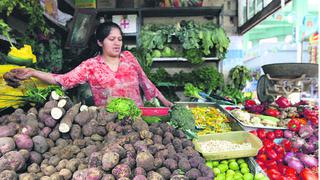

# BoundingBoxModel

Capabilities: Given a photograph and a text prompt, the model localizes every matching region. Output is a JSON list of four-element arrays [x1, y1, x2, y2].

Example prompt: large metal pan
[[262, 63, 318, 78]]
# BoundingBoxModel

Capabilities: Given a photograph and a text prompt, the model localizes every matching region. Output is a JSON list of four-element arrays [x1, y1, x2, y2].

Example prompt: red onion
[[284, 152, 295, 163], [288, 157, 304, 173], [299, 154, 318, 167], [284, 130, 294, 139], [299, 125, 314, 138], [291, 137, 306, 149], [308, 135, 318, 144], [302, 142, 316, 154]]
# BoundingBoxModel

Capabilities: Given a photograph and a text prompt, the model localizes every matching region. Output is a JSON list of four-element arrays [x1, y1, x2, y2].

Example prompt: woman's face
[[100, 27, 123, 57]]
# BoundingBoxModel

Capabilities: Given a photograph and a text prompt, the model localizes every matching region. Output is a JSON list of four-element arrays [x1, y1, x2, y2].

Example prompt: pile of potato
[[0, 93, 213, 180]]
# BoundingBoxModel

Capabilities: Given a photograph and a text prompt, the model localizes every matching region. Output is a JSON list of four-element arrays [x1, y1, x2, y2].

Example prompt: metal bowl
[[262, 63, 318, 78]]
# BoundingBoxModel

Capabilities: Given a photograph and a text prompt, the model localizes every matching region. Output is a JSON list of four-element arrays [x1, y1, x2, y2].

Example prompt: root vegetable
[[50, 172, 63, 180], [50, 91, 61, 100], [136, 151, 155, 171], [57, 97, 73, 110], [32, 135, 48, 153], [79, 105, 88, 112], [178, 158, 191, 172], [133, 167, 146, 176], [56, 160, 68, 171], [97, 108, 117, 123], [134, 141, 148, 153], [59, 169, 72, 180], [0, 151, 26, 172], [139, 130, 153, 139], [0, 170, 17, 180], [44, 100, 58, 111], [154, 158, 163, 169], [102, 151, 120, 171], [0, 125, 17, 137], [27, 107, 38, 116], [147, 171, 164, 180], [40, 127, 52, 138], [19, 173, 38, 180], [82, 119, 99, 137], [40, 176, 50, 180], [111, 164, 131, 179], [72, 168, 103, 180], [155, 149, 169, 160], [48, 156, 61, 166], [157, 167, 171, 179], [29, 151, 43, 165], [102, 174, 115, 180], [51, 107, 65, 120], [133, 175, 147, 180], [70, 124, 82, 140], [0, 137, 15, 153], [14, 134, 33, 151], [74, 111, 91, 126], [188, 156, 205, 168], [18, 149, 30, 160], [59, 103, 81, 133], [91, 134, 103, 141], [27, 163, 40, 173], [163, 158, 178, 171], [88, 152, 102, 168], [170, 175, 188, 180], [198, 163, 214, 178], [132, 119, 149, 132], [185, 168, 201, 180], [66, 159, 80, 173]]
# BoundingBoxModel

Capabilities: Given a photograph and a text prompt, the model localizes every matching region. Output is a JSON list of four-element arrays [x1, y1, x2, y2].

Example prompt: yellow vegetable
[[8, 44, 37, 63]]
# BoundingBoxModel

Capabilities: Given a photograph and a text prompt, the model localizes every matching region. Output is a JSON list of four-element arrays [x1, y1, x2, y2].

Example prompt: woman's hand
[[10, 68, 35, 80], [161, 99, 174, 108]]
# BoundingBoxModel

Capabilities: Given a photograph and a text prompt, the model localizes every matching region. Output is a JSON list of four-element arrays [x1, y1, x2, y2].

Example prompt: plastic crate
[[139, 107, 170, 116], [193, 131, 263, 160]]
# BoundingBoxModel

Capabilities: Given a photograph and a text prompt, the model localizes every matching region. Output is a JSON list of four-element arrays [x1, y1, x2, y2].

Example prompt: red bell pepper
[[300, 168, 319, 180], [245, 99, 256, 109], [258, 146, 266, 154], [267, 169, 282, 180], [265, 159, 278, 169], [275, 96, 291, 108], [287, 119, 301, 132], [265, 108, 280, 117], [286, 167, 297, 176], [266, 149, 278, 160], [281, 139, 292, 152], [307, 116, 319, 126], [263, 139, 275, 149], [274, 145, 285, 155], [266, 131, 275, 140], [274, 129, 283, 138], [257, 128, 267, 139]]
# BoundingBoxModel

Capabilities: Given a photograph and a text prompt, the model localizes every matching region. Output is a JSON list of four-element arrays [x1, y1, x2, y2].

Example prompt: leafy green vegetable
[[192, 66, 224, 93], [183, 48, 204, 64], [169, 104, 196, 139], [229, 65, 251, 90], [184, 83, 204, 100], [106, 97, 141, 120]]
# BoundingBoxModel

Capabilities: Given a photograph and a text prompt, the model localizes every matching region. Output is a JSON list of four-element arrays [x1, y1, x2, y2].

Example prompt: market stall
[[0, 0, 318, 180]]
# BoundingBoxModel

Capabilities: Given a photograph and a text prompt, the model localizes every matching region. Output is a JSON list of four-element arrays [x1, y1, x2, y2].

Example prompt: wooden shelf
[[97, 6, 223, 17], [152, 57, 219, 62]]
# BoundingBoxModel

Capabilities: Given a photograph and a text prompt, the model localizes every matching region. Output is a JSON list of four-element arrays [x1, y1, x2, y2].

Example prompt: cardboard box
[[96, 0, 116, 9], [75, 0, 96, 8]]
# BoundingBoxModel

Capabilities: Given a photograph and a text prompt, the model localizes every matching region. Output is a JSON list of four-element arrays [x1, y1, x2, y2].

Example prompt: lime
[[213, 168, 221, 176], [216, 173, 226, 180], [237, 158, 245, 164], [226, 170, 235, 175], [234, 172, 243, 180], [218, 164, 229, 173], [241, 167, 250, 174], [243, 173, 254, 180], [221, 160, 228, 164], [240, 162, 249, 169], [254, 173, 265, 180], [228, 158, 236, 162], [226, 174, 234, 180], [260, 177, 269, 180], [229, 161, 239, 171], [212, 160, 220, 167], [206, 161, 213, 168]]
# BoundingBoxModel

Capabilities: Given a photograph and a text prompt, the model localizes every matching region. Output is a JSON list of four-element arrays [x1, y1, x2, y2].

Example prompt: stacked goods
[[0, 95, 213, 179]]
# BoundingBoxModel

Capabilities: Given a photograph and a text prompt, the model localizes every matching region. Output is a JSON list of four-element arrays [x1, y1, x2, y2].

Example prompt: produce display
[[190, 106, 231, 135], [205, 158, 269, 180], [0, 94, 216, 179]]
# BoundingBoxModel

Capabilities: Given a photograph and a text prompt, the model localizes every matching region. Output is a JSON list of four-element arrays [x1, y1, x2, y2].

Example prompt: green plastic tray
[[193, 131, 263, 160]]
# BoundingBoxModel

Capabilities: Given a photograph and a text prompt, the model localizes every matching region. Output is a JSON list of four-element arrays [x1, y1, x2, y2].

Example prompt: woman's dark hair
[[95, 21, 124, 43]]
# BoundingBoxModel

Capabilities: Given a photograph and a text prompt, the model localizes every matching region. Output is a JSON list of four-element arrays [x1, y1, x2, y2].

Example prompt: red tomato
[[281, 139, 292, 151], [257, 128, 267, 139], [249, 130, 258, 136], [300, 168, 318, 180], [274, 129, 283, 138], [256, 154, 267, 161], [266, 131, 276, 140]]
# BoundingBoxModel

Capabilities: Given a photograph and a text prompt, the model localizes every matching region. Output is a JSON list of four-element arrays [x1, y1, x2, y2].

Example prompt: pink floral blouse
[[53, 51, 162, 106]]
